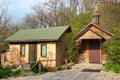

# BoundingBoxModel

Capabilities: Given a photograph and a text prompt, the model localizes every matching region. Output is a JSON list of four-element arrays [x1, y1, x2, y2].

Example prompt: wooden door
[[29, 43, 37, 62], [89, 39, 100, 63]]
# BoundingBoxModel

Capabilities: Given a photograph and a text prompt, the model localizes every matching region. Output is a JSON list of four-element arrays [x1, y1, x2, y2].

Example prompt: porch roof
[[74, 22, 113, 40], [5, 26, 71, 42]]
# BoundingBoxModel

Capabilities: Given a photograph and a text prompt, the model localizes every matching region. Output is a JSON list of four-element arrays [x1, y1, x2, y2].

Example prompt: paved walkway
[[1, 63, 120, 80]]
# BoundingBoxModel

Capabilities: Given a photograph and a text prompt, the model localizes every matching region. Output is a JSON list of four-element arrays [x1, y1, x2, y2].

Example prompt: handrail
[[23, 59, 56, 64], [21, 60, 41, 76], [30, 61, 40, 70]]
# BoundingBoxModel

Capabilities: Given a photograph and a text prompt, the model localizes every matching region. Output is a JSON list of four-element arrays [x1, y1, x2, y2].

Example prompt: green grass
[[105, 63, 120, 73]]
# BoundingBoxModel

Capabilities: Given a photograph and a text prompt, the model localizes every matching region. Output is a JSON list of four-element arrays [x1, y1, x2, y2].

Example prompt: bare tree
[[0, 0, 11, 27], [0, 0, 12, 50], [23, 0, 83, 28]]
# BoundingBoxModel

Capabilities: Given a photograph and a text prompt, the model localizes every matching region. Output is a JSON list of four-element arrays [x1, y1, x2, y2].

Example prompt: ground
[[1, 63, 120, 80]]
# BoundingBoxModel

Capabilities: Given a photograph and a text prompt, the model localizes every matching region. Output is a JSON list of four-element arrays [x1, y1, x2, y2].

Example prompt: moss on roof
[[6, 26, 70, 42]]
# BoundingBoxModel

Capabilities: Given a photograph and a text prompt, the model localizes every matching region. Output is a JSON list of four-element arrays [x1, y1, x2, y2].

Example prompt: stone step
[[22, 63, 35, 76], [23, 71, 34, 76], [23, 63, 31, 70], [72, 65, 85, 69], [72, 63, 103, 70]]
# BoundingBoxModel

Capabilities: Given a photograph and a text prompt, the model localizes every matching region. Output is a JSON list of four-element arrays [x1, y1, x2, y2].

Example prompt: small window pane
[[21, 45, 25, 56], [41, 44, 47, 57]]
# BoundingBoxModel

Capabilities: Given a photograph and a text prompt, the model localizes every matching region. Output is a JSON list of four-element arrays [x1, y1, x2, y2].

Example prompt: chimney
[[92, 13, 99, 24]]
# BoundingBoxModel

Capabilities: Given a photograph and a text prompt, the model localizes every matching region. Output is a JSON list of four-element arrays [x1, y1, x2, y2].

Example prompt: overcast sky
[[5, 0, 47, 22]]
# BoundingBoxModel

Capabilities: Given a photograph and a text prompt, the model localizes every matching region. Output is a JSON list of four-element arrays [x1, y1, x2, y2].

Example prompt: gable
[[89, 25, 112, 39], [74, 23, 113, 40], [79, 30, 102, 39]]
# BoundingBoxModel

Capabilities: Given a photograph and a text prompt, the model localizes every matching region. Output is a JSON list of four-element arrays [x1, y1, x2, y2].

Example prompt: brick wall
[[1, 43, 29, 66], [56, 32, 67, 66], [37, 42, 56, 68]]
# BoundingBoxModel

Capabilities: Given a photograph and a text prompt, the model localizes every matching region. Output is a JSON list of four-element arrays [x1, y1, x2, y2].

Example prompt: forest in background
[[0, 0, 120, 50]]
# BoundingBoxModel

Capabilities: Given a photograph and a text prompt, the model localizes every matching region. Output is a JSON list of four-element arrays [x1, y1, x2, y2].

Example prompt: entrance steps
[[23, 63, 31, 70], [72, 63, 103, 70], [22, 63, 34, 76]]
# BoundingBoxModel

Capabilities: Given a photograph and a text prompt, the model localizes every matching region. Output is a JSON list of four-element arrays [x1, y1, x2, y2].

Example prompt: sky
[[2, 0, 47, 23]]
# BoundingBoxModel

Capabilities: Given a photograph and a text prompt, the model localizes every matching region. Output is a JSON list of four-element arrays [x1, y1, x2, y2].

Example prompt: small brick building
[[74, 13, 113, 64], [2, 26, 71, 68]]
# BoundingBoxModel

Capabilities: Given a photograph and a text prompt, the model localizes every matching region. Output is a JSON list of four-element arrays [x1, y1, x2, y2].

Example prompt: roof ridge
[[18, 26, 69, 31]]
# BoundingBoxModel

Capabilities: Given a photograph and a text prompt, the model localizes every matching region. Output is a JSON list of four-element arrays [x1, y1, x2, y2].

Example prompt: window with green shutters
[[41, 44, 47, 57], [21, 44, 25, 56]]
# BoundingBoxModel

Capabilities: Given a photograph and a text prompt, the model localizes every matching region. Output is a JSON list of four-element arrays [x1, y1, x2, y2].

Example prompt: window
[[41, 44, 47, 57], [4, 55, 6, 62], [21, 44, 25, 56]]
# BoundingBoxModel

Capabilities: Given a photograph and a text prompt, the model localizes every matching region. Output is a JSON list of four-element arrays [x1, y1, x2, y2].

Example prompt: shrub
[[41, 67, 48, 74], [0, 65, 2, 69], [66, 33, 77, 63], [0, 67, 12, 79], [102, 38, 120, 64], [12, 69, 22, 77], [102, 29, 120, 73], [105, 63, 120, 73], [104, 63, 112, 71], [0, 67, 22, 79], [111, 64, 120, 73]]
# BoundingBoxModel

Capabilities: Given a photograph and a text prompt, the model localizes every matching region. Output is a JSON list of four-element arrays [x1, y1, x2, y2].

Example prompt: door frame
[[84, 39, 102, 64], [89, 39, 100, 63], [29, 42, 37, 62]]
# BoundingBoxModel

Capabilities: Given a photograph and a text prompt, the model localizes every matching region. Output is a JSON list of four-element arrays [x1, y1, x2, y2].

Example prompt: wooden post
[[38, 60, 41, 74], [21, 64, 24, 77], [47, 57, 49, 69], [65, 58, 67, 70]]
